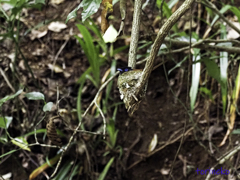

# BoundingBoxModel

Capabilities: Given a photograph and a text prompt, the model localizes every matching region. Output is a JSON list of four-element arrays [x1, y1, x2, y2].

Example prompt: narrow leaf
[[29, 154, 61, 180], [0, 89, 23, 107], [43, 102, 53, 112], [0, 116, 13, 129], [25, 92, 45, 101], [220, 25, 228, 115], [148, 134, 158, 153], [202, 59, 221, 84], [0, 149, 18, 158], [11, 137, 31, 151], [190, 48, 201, 112], [211, 5, 232, 26], [98, 157, 115, 180]]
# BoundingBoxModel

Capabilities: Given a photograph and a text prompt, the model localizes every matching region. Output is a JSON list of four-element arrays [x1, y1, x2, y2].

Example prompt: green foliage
[[156, 0, 178, 32], [0, 89, 23, 107], [0, 116, 13, 129], [211, 5, 232, 26], [25, 92, 45, 101], [0, 0, 44, 17], [202, 58, 222, 84], [106, 119, 119, 149], [0, 0, 43, 81], [0, 149, 19, 158], [0, 90, 22, 130], [75, 23, 102, 87], [11, 137, 31, 151], [66, 0, 102, 23], [43, 102, 53, 112], [98, 157, 115, 180], [199, 87, 214, 101], [189, 49, 201, 112], [219, 24, 228, 115], [52, 161, 80, 180], [230, 6, 240, 22], [25, 92, 54, 112], [0, 0, 44, 32]]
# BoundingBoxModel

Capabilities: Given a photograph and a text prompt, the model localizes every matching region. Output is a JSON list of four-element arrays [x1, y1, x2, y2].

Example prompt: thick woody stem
[[128, 0, 143, 69], [136, 0, 195, 94]]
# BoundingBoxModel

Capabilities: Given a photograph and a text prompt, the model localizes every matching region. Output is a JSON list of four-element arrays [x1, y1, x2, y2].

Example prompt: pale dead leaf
[[50, 0, 65, 5], [32, 48, 45, 56], [160, 168, 170, 175], [48, 22, 67, 33], [63, 71, 71, 78], [227, 22, 240, 39], [148, 134, 158, 153], [183, 19, 197, 31], [18, 60, 26, 70], [2, 172, 12, 179], [48, 64, 63, 73], [30, 30, 48, 40]]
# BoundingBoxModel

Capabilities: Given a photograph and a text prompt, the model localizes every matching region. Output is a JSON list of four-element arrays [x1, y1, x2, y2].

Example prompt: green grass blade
[[77, 67, 92, 84], [98, 157, 115, 180], [220, 24, 228, 115], [231, 6, 240, 22], [190, 48, 201, 112], [0, 89, 23, 107], [0, 149, 19, 158], [76, 24, 100, 86], [0, 116, 13, 129], [77, 78, 86, 122], [211, 5, 232, 26]]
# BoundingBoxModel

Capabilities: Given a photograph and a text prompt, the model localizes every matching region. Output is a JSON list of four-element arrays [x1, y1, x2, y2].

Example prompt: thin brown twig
[[51, 38, 69, 77], [164, 38, 240, 54], [94, 101, 106, 139], [0, 67, 15, 92]]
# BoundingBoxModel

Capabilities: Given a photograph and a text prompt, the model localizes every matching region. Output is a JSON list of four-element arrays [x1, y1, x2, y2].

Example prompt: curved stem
[[137, 0, 195, 92], [128, 0, 143, 69]]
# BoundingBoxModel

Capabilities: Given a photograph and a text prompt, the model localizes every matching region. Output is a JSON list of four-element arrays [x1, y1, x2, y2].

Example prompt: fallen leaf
[[227, 22, 240, 39], [51, 0, 65, 5], [30, 30, 48, 40], [48, 22, 67, 33], [148, 133, 158, 153], [48, 64, 63, 73]]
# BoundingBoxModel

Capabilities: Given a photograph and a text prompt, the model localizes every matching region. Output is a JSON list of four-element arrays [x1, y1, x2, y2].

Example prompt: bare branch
[[128, 0, 143, 69], [128, 0, 195, 110]]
